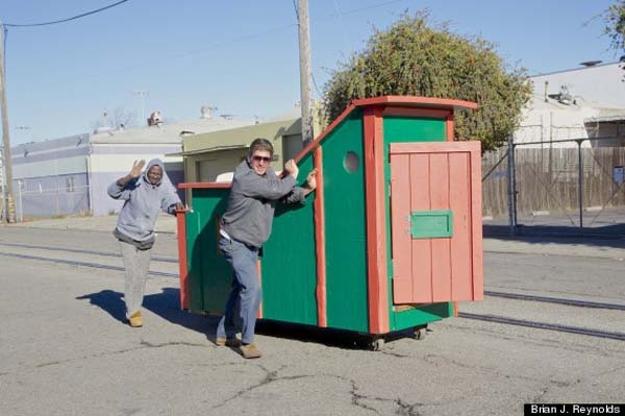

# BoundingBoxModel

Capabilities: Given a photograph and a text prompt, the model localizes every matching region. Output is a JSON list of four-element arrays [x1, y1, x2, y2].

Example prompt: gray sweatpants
[[119, 240, 152, 318]]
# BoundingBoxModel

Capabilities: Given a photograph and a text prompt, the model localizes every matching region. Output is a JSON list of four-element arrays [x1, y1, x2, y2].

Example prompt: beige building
[[180, 115, 325, 184]]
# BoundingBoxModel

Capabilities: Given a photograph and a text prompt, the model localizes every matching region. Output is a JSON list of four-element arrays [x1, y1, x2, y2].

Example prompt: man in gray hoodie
[[217, 138, 317, 359], [108, 158, 183, 327]]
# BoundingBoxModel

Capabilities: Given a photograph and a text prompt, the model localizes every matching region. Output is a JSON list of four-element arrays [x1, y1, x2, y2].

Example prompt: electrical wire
[[4, 0, 131, 28]]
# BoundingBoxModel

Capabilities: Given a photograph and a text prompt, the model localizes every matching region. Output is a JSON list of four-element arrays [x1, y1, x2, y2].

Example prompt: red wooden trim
[[257, 260, 263, 318], [470, 142, 484, 300], [353, 96, 478, 111], [313, 146, 327, 327], [178, 182, 231, 189], [382, 106, 451, 119], [363, 107, 390, 334], [390, 141, 480, 154], [293, 96, 477, 163], [446, 114, 454, 142], [176, 211, 189, 310], [293, 103, 357, 163]]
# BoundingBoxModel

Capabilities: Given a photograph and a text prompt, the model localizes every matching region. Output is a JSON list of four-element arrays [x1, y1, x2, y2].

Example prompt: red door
[[389, 141, 483, 304]]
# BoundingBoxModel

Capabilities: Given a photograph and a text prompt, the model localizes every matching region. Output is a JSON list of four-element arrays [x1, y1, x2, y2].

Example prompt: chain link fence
[[13, 180, 90, 221], [482, 137, 625, 235]]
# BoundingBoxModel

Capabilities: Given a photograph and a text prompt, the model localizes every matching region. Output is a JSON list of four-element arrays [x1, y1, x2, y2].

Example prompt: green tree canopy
[[323, 14, 531, 151], [605, 0, 625, 53]]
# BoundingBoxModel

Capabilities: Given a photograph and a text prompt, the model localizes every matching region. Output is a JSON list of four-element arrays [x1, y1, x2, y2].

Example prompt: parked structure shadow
[[75, 288, 218, 342], [76, 288, 410, 349]]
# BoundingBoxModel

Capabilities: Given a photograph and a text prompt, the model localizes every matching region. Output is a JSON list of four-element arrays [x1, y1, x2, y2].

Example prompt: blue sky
[[1, 0, 619, 144]]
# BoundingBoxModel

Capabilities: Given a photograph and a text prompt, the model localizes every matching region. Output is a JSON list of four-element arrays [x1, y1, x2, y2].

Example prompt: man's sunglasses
[[252, 155, 271, 163]]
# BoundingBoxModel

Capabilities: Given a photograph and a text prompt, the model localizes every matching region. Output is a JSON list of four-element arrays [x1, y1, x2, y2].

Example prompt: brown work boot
[[215, 337, 241, 347], [128, 311, 143, 328], [239, 343, 262, 359]]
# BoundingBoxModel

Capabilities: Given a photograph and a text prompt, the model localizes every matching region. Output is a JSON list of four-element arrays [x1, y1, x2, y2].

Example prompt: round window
[[343, 151, 360, 173]]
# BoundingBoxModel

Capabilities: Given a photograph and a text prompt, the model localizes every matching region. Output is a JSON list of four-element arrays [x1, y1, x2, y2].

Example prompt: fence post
[[16, 180, 22, 222], [507, 136, 516, 234], [577, 139, 583, 229], [510, 137, 519, 233]]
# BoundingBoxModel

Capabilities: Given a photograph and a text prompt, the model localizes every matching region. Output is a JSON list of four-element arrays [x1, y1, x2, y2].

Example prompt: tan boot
[[128, 311, 143, 328], [215, 337, 241, 347], [239, 343, 262, 359]]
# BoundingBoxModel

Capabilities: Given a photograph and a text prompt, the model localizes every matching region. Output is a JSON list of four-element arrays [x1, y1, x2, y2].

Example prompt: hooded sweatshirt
[[108, 159, 181, 247], [221, 159, 305, 248]]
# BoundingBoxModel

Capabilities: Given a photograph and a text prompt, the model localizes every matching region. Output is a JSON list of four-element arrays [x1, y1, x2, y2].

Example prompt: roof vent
[[201, 106, 217, 120], [579, 60, 602, 67], [547, 85, 575, 105], [147, 111, 163, 127]]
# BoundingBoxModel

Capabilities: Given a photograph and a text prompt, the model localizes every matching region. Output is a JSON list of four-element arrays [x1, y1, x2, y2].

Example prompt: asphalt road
[[1, 226, 624, 416]]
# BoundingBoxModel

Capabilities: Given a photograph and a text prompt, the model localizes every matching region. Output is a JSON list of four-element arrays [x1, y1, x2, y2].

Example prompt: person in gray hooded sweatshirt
[[108, 158, 183, 327]]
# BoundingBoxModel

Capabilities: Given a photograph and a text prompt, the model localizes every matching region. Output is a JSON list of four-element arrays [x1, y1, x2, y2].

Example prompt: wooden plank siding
[[389, 142, 483, 304]]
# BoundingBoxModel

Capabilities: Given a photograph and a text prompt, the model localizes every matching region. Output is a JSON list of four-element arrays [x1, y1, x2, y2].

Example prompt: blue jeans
[[216, 236, 262, 344]]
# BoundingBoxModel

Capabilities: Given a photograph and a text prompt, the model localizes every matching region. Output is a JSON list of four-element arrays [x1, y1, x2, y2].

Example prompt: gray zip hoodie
[[221, 159, 305, 248], [108, 159, 181, 245]]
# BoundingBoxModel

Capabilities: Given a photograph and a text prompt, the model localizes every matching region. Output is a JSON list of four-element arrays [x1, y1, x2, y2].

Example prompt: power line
[[4, 0, 131, 28]]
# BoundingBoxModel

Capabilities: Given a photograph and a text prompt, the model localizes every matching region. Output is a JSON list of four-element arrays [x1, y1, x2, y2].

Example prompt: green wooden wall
[[185, 188, 231, 314], [382, 115, 452, 330], [262, 153, 318, 325], [323, 111, 369, 332]]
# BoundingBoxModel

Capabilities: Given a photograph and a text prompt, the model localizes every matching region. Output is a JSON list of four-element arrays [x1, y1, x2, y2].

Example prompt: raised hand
[[305, 169, 318, 189], [284, 159, 299, 179], [129, 160, 146, 178]]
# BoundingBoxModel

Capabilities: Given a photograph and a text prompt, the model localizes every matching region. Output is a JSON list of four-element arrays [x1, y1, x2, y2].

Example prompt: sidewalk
[[3, 215, 624, 259], [3, 214, 178, 234]]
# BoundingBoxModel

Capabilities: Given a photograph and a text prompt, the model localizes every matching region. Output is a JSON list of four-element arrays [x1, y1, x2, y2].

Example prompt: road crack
[[8, 339, 210, 373]]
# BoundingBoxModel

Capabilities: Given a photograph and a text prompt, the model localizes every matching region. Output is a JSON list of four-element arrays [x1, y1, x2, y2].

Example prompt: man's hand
[[129, 160, 146, 178], [305, 169, 318, 190], [284, 159, 299, 179], [175, 202, 186, 212]]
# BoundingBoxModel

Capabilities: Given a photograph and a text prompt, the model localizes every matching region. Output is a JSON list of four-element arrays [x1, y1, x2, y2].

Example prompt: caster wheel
[[370, 338, 385, 351], [413, 328, 427, 340]]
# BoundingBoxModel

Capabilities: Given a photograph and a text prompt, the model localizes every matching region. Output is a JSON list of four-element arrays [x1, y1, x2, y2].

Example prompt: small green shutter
[[410, 210, 454, 239]]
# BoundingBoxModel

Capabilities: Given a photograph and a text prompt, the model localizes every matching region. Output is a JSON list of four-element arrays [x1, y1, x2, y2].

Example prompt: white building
[[515, 61, 625, 148], [11, 111, 254, 218]]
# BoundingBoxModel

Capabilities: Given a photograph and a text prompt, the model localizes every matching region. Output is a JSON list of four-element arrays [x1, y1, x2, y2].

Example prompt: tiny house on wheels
[[176, 96, 484, 349]]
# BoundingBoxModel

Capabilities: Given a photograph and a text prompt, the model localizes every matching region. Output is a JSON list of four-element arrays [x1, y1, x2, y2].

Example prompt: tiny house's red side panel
[[390, 142, 483, 304], [409, 153, 434, 302], [363, 107, 390, 334], [445, 114, 454, 142], [470, 146, 484, 300], [176, 211, 189, 309], [389, 153, 412, 303], [313, 146, 328, 327], [429, 153, 453, 302]]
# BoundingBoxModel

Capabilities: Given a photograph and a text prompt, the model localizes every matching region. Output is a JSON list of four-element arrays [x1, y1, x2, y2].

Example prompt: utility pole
[[0, 21, 15, 223], [296, 0, 313, 144]]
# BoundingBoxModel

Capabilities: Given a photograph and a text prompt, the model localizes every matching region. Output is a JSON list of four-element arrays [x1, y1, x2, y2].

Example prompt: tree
[[91, 107, 137, 133], [605, 0, 625, 53], [323, 13, 532, 151]]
